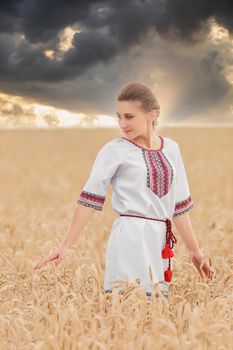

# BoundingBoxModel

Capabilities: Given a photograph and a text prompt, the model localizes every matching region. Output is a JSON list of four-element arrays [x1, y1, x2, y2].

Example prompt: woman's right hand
[[33, 244, 69, 269]]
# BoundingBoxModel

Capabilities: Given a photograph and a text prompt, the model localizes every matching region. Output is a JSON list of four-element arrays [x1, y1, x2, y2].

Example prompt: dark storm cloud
[[0, 0, 232, 83], [155, 0, 233, 41], [0, 0, 233, 121], [20, 0, 98, 43], [170, 49, 233, 120]]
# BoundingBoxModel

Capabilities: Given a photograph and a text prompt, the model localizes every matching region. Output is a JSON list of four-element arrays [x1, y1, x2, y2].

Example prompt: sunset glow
[[0, 92, 117, 128]]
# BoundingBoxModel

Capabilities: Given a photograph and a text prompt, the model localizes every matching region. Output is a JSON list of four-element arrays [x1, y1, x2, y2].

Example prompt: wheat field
[[0, 127, 232, 350]]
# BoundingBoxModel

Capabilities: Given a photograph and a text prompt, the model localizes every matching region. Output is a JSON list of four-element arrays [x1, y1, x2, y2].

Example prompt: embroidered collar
[[120, 136, 164, 151]]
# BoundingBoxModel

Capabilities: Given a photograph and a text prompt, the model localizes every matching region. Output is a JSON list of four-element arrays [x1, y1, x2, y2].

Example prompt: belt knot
[[165, 218, 177, 249]]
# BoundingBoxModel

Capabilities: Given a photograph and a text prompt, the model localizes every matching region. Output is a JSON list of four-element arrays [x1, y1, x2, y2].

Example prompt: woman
[[33, 82, 215, 300]]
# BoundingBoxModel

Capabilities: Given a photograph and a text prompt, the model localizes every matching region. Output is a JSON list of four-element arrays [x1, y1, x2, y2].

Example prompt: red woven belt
[[119, 214, 177, 282]]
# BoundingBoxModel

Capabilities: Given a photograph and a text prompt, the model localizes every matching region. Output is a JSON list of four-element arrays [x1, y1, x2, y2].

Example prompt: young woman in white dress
[[33, 82, 215, 300]]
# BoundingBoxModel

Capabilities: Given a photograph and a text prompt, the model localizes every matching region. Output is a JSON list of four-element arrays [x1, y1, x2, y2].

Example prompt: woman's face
[[116, 100, 156, 139]]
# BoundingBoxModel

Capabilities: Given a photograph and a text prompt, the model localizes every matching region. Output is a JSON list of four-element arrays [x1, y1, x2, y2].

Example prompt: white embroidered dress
[[77, 136, 194, 296]]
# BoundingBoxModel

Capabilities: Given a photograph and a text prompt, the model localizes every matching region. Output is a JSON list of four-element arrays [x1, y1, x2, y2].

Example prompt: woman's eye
[[116, 115, 133, 119]]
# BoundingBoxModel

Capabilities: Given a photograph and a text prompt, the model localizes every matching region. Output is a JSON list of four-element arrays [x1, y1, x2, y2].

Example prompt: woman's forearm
[[172, 212, 201, 254], [60, 203, 96, 249]]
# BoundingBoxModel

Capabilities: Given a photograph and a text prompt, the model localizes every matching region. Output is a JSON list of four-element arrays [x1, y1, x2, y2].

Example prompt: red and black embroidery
[[173, 196, 193, 217], [120, 136, 173, 198], [78, 190, 105, 211], [142, 150, 174, 198]]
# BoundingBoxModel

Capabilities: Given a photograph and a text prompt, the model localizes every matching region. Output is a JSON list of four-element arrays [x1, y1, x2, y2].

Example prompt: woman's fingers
[[191, 255, 204, 278], [33, 253, 59, 269], [197, 265, 205, 278], [33, 246, 68, 270], [201, 256, 216, 280], [191, 254, 216, 280]]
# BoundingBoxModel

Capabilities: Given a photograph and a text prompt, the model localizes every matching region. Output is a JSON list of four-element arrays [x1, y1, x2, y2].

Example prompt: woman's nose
[[119, 119, 128, 128]]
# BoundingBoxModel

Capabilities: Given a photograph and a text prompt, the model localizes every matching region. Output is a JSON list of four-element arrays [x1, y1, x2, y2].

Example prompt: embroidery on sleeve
[[173, 195, 193, 217], [78, 190, 105, 211]]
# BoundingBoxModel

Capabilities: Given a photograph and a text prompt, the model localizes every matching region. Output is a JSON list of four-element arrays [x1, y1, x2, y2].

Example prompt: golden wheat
[[0, 127, 232, 349]]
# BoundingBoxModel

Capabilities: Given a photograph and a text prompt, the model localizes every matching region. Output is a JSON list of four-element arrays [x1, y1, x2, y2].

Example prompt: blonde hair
[[117, 82, 160, 128]]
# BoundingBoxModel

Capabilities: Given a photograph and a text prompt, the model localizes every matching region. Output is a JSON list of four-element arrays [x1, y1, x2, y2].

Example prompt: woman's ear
[[150, 109, 159, 127], [150, 109, 156, 121]]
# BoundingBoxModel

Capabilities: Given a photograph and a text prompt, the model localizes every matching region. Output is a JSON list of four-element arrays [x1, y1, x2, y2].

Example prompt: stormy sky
[[0, 0, 233, 126]]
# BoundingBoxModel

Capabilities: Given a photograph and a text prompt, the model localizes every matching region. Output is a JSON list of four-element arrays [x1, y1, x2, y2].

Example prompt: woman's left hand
[[190, 251, 216, 280]]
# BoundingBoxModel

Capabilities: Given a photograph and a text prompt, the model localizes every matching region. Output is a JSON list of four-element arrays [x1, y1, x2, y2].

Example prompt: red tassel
[[164, 268, 172, 282], [162, 243, 174, 258]]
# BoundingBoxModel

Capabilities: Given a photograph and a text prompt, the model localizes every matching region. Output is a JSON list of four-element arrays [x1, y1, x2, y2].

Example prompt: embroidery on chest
[[142, 149, 174, 198]]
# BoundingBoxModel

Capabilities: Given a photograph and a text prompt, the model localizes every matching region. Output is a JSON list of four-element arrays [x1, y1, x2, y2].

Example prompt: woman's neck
[[132, 133, 160, 150]]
